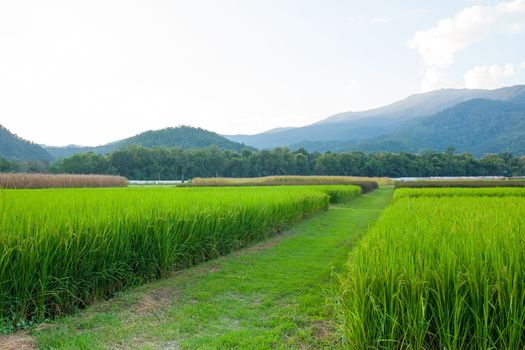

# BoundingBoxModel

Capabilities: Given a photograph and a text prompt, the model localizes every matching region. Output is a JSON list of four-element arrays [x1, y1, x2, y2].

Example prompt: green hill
[[0, 125, 53, 161], [118, 126, 249, 150], [46, 126, 252, 159]]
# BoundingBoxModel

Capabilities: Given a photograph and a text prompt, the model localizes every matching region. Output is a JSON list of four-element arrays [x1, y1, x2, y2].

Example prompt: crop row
[[0, 185, 360, 327], [395, 187, 525, 199], [191, 176, 381, 193], [338, 191, 525, 349], [395, 179, 525, 188], [0, 173, 128, 189]]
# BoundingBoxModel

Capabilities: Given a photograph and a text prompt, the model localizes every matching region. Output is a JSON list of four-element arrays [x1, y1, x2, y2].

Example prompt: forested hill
[[0, 124, 53, 161], [45, 126, 252, 159], [312, 99, 525, 156], [118, 126, 250, 151]]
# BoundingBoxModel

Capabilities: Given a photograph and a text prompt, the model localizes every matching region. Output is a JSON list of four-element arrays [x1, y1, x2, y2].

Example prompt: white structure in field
[[129, 180, 184, 185]]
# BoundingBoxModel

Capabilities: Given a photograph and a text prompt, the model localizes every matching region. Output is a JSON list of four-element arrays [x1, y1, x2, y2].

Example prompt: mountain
[[0, 125, 53, 161], [292, 99, 525, 156], [226, 85, 525, 149], [45, 126, 252, 159], [316, 84, 525, 124], [350, 99, 525, 156]]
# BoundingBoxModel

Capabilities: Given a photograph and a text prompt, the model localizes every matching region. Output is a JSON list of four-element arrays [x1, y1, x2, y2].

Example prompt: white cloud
[[496, 0, 525, 14], [464, 63, 515, 89], [421, 67, 450, 92], [522, 61, 525, 69], [409, 0, 525, 91]]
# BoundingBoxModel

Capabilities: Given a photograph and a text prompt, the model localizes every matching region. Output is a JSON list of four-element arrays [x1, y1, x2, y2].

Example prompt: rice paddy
[[394, 187, 525, 198], [395, 179, 525, 188], [0, 185, 360, 330], [338, 187, 525, 349], [3, 177, 524, 349]]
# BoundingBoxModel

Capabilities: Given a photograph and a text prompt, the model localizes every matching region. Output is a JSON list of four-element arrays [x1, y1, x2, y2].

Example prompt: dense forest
[[2, 145, 524, 179], [0, 124, 53, 161]]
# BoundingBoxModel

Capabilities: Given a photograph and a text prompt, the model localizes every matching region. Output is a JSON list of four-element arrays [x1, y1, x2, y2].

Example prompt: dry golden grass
[[192, 176, 392, 186], [0, 173, 128, 189]]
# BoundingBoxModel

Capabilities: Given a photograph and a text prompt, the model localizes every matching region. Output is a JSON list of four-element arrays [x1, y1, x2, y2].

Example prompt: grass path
[[29, 187, 393, 349]]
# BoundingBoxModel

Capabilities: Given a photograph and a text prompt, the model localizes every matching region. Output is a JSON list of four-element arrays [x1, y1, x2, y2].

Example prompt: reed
[[0, 173, 128, 189], [191, 176, 383, 192]]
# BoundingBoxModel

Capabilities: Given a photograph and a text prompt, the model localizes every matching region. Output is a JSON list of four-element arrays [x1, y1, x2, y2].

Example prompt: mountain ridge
[[290, 98, 525, 156], [226, 85, 525, 149]]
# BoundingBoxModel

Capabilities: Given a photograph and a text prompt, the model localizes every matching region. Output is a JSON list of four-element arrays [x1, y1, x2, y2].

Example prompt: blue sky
[[0, 0, 524, 146]]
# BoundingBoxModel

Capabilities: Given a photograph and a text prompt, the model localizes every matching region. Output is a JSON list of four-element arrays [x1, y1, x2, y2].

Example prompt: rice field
[[191, 176, 384, 192], [395, 187, 525, 199], [395, 179, 525, 188], [0, 173, 128, 189], [338, 187, 525, 349], [0, 185, 360, 329]]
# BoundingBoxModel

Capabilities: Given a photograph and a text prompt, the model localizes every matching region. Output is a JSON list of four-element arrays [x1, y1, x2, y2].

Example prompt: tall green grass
[[0, 185, 360, 328], [338, 194, 525, 349]]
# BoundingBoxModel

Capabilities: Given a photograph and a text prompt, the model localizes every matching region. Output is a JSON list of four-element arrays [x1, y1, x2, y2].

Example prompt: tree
[[314, 153, 341, 175], [58, 152, 113, 174], [50, 145, 525, 179]]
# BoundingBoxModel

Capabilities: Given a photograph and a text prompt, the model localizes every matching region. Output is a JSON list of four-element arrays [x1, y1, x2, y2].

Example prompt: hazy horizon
[[1, 0, 525, 146]]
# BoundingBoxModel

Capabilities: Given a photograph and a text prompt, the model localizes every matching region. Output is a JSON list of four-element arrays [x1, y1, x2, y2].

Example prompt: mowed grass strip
[[0, 185, 360, 330], [27, 187, 393, 349], [339, 194, 525, 349]]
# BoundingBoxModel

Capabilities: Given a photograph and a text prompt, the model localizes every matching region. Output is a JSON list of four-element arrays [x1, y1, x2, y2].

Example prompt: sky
[[0, 0, 525, 146]]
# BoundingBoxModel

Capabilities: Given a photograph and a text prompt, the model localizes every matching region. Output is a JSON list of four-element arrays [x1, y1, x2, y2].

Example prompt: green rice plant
[[0, 185, 360, 328], [395, 180, 525, 188], [191, 176, 382, 193], [394, 187, 525, 199], [338, 195, 525, 349]]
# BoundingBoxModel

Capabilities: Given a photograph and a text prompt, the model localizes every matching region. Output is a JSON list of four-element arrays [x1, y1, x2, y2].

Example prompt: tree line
[[2, 145, 522, 179]]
